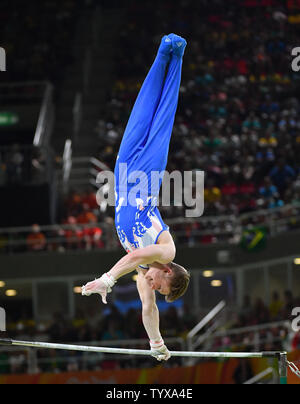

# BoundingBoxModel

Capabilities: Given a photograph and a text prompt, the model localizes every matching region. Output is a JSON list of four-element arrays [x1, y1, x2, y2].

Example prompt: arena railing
[[195, 319, 291, 353], [166, 203, 300, 233], [0, 81, 46, 102], [55, 156, 110, 190], [0, 204, 299, 253], [0, 144, 55, 187]]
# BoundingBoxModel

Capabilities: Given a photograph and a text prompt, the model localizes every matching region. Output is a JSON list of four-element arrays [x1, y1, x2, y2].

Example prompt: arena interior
[[0, 0, 300, 385]]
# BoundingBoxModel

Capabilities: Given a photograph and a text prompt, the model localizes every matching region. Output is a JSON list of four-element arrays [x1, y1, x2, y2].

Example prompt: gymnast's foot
[[158, 35, 173, 58], [168, 33, 187, 58]]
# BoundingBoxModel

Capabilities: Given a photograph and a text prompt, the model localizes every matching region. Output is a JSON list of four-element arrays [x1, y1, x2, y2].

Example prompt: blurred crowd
[[0, 0, 89, 87], [0, 303, 196, 374], [211, 289, 300, 353], [1, 0, 300, 380], [0, 145, 49, 186], [1, 0, 300, 250], [94, 0, 300, 238], [0, 186, 299, 254], [0, 188, 120, 254], [1, 289, 299, 375]]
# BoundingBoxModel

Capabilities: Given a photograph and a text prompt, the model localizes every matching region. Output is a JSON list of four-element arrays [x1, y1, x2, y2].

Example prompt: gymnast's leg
[[133, 34, 187, 198], [116, 36, 173, 165]]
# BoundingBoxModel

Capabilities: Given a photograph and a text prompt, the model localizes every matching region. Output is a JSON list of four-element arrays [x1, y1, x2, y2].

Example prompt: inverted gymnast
[[82, 34, 190, 361]]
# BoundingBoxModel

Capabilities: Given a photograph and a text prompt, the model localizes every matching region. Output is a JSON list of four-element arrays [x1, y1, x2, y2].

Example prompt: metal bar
[[73, 92, 82, 142], [62, 139, 72, 184], [0, 338, 278, 358], [90, 157, 110, 171], [166, 204, 300, 225], [0, 337, 184, 352], [211, 320, 290, 337], [0, 81, 47, 88], [33, 83, 53, 146], [0, 222, 108, 234], [0, 339, 288, 384], [83, 49, 91, 94], [279, 353, 288, 385], [287, 261, 293, 292], [193, 320, 221, 349], [187, 300, 226, 339], [244, 367, 274, 384], [208, 336, 288, 352]]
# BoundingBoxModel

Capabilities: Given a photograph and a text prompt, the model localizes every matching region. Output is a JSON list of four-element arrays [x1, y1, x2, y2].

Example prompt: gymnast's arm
[[81, 235, 175, 302], [108, 241, 176, 281], [136, 268, 171, 361], [136, 268, 160, 341]]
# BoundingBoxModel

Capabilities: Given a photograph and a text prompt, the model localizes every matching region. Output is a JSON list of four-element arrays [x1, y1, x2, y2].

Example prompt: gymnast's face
[[145, 265, 173, 296]]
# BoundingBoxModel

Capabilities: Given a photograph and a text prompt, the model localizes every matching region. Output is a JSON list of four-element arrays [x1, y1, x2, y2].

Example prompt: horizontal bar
[[0, 337, 184, 350], [0, 339, 284, 359]]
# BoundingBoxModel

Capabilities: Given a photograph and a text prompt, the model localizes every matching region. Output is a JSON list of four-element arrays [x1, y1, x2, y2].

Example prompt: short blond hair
[[165, 262, 190, 303]]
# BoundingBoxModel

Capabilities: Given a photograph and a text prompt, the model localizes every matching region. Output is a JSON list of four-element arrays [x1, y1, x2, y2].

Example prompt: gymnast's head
[[145, 262, 190, 302]]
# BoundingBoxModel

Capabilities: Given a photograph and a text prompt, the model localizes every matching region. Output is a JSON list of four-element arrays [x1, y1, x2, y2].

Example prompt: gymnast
[[82, 34, 190, 361]]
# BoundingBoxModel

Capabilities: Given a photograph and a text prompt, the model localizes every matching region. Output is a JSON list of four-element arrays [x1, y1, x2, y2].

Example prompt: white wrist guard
[[149, 338, 171, 361], [149, 338, 164, 350], [100, 273, 117, 293]]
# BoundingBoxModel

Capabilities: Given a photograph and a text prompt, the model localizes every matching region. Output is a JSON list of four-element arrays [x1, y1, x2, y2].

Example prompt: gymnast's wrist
[[101, 272, 117, 292], [150, 338, 164, 349]]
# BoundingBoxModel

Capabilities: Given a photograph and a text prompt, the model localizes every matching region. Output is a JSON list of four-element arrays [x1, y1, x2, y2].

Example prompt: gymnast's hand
[[81, 273, 117, 304], [150, 339, 171, 361]]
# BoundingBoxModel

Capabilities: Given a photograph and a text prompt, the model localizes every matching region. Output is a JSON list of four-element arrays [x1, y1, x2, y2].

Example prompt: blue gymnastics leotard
[[114, 36, 184, 268]]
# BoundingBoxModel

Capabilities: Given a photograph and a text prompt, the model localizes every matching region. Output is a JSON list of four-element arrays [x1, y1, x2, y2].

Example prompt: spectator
[[82, 219, 104, 250], [291, 331, 300, 351], [233, 359, 254, 384], [5, 145, 24, 185], [61, 216, 83, 251], [259, 177, 279, 200], [101, 319, 124, 341], [252, 298, 270, 325], [76, 204, 98, 225], [239, 295, 253, 326], [26, 224, 47, 252], [8, 352, 26, 374], [269, 159, 296, 195], [204, 180, 222, 204], [269, 291, 284, 320], [1, 0, 300, 250], [283, 290, 294, 319]]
